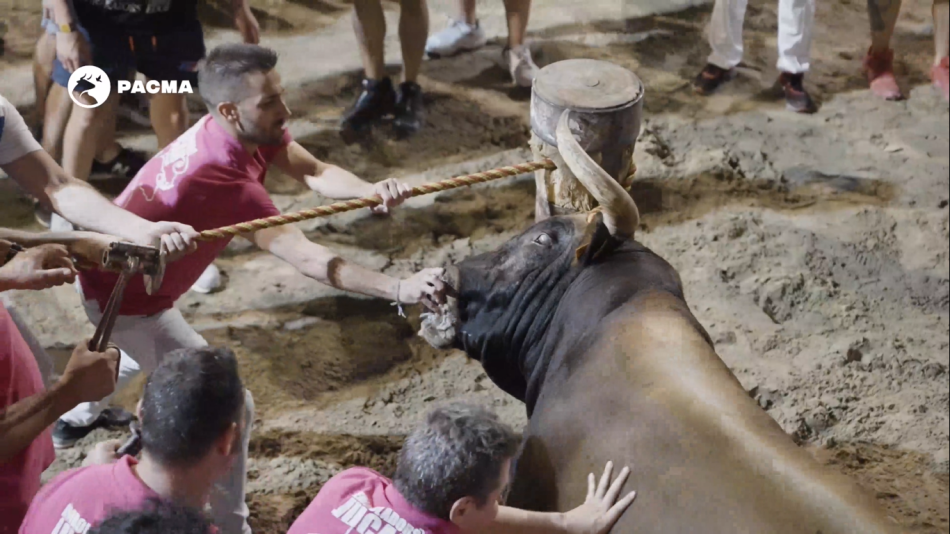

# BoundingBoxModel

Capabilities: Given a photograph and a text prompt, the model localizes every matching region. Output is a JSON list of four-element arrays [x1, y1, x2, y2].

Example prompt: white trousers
[[59, 285, 254, 534], [706, 0, 815, 74]]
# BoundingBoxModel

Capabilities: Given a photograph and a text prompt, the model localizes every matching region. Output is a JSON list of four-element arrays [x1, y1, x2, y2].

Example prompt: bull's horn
[[555, 110, 640, 239]]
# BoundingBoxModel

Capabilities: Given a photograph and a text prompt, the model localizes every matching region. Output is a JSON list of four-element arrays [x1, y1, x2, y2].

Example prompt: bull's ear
[[575, 211, 623, 266]]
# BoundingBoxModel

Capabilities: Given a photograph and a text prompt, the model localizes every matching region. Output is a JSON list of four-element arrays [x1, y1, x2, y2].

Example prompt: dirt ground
[[1, 0, 948, 532]]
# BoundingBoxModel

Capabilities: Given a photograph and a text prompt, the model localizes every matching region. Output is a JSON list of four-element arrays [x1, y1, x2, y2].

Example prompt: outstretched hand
[[560, 462, 638, 534], [0, 244, 77, 291]]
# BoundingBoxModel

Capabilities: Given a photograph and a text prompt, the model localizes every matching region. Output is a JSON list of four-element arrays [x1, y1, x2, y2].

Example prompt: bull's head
[[420, 110, 643, 400]]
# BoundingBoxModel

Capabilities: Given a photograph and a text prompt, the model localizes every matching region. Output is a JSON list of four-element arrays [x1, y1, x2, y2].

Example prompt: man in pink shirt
[[1, 243, 120, 533], [53, 43, 449, 533], [20, 346, 246, 534], [289, 403, 638, 534]]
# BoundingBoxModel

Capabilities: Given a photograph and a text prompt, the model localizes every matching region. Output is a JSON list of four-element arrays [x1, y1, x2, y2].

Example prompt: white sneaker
[[190, 264, 222, 294], [506, 45, 539, 88], [426, 19, 487, 58]]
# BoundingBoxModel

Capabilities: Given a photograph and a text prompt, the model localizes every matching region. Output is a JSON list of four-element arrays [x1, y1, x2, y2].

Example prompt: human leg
[[33, 32, 57, 134], [863, 0, 904, 100], [393, 0, 428, 136], [776, 0, 817, 113], [340, 0, 397, 142], [148, 92, 189, 149], [54, 296, 204, 439], [932, 0, 949, 100], [503, 0, 538, 87], [89, 108, 148, 180], [694, 0, 748, 94], [135, 21, 205, 149]]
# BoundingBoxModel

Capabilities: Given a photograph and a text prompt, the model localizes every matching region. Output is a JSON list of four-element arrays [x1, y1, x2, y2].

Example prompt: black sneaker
[[393, 81, 425, 137], [52, 408, 136, 449], [693, 63, 736, 95], [90, 147, 148, 181], [778, 72, 817, 114], [340, 77, 397, 145]]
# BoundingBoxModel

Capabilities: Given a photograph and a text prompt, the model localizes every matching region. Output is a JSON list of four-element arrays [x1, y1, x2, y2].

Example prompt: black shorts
[[52, 18, 205, 91]]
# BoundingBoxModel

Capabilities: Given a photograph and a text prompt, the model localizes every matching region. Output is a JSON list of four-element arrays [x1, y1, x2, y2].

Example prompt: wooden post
[[530, 59, 644, 221]]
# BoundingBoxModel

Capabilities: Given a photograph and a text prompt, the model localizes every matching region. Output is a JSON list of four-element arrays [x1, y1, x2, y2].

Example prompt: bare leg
[[933, 0, 949, 99], [868, 0, 901, 53], [399, 0, 429, 83], [41, 84, 73, 162], [935, 0, 949, 63], [93, 106, 123, 162], [61, 91, 118, 181], [460, 0, 476, 24], [148, 90, 188, 149], [32, 33, 56, 131], [864, 0, 904, 99], [503, 0, 532, 48], [353, 0, 387, 80]]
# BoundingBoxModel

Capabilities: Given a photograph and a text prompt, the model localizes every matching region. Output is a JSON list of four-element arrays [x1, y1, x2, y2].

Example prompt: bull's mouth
[[418, 265, 462, 349]]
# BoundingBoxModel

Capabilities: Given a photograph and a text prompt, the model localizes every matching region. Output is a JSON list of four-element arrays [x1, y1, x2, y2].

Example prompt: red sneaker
[[863, 47, 903, 101], [932, 57, 949, 102]]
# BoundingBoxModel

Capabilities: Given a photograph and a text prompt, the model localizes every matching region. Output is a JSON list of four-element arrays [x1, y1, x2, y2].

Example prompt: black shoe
[[693, 63, 736, 95], [778, 72, 817, 114], [90, 147, 148, 181], [393, 81, 425, 137], [340, 77, 397, 145], [52, 408, 136, 449]]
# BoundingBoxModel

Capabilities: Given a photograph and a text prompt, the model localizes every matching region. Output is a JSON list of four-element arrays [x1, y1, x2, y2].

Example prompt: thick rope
[[196, 159, 635, 241]]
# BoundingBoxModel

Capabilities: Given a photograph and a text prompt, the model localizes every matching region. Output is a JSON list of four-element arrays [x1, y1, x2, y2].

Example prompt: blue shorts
[[52, 20, 205, 93]]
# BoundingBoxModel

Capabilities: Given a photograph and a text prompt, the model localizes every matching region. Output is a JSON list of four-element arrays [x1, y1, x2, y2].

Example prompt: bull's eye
[[533, 233, 552, 247]]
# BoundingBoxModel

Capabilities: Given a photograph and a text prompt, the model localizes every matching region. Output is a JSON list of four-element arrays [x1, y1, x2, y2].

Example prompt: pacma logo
[[330, 492, 427, 534]]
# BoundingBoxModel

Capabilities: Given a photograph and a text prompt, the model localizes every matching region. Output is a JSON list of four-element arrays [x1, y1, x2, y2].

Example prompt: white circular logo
[[67, 66, 112, 108]]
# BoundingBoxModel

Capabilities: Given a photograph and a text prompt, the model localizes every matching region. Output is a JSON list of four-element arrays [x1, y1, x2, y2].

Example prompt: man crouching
[[290, 403, 638, 534], [19, 347, 247, 533]]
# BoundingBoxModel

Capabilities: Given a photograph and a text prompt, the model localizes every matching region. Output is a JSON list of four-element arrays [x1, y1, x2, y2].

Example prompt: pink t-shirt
[[0, 304, 55, 534], [78, 115, 291, 317], [18, 455, 159, 534], [288, 468, 460, 534]]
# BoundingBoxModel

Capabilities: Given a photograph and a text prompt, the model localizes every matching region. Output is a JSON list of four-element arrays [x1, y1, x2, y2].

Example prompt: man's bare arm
[[0, 380, 77, 464], [0, 344, 118, 464], [249, 224, 399, 299], [1, 149, 198, 256], [480, 463, 637, 534], [4, 150, 153, 241], [249, 224, 446, 307], [271, 141, 376, 199]]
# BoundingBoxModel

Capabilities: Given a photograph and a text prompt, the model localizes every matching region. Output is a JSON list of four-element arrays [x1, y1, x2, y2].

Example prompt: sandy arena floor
[[1, 0, 948, 532]]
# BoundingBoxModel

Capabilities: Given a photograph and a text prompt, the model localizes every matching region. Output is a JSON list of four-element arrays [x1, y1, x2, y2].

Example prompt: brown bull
[[420, 110, 900, 533]]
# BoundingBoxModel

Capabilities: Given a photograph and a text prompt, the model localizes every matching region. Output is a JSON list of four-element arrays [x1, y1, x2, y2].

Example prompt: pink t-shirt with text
[[18, 456, 159, 534], [79, 115, 291, 317], [288, 467, 460, 534], [0, 305, 55, 534]]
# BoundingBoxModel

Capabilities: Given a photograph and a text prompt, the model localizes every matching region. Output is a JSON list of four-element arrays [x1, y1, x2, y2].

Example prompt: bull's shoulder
[[602, 290, 712, 346]]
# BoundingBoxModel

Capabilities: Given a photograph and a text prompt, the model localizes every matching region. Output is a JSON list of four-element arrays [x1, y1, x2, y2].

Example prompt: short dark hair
[[88, 499, 211, 534], [140, 346, 244, 467], [197, 43, 278, 109], [393, 403, 520, 520]]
